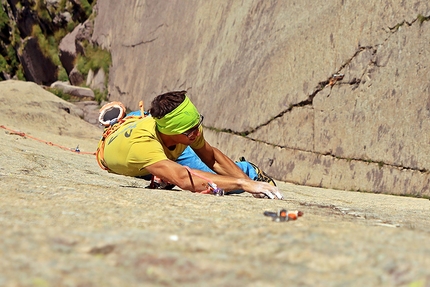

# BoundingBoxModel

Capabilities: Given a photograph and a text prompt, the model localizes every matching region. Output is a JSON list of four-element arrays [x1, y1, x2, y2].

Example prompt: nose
[[189, 129, 200, 140]]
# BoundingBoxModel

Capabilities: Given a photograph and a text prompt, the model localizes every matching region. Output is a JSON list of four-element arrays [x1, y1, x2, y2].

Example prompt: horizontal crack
[[227, 133, 429, 174], [206, 12, 430, 175], [204, 123, 430, 174]]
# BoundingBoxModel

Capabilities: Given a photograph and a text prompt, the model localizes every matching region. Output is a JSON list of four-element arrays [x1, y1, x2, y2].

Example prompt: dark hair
[[149, 91, 187, 118]]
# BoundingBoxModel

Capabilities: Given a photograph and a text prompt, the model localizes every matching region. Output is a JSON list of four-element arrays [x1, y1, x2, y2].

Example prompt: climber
[[96, 90, 283, 199]]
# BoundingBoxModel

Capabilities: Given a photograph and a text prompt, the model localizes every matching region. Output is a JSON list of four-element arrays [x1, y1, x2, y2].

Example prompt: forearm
[[147, 159, 248, 192], [209, 147, 249, 179], [181, 168, 251, 192], [177, 168, 281, 199], [147, 160, 282, 199]]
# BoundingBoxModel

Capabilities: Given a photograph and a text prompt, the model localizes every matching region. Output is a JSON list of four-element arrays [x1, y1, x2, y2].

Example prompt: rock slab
[[1, 80, 430, 286], [91, 0, 430, 197]]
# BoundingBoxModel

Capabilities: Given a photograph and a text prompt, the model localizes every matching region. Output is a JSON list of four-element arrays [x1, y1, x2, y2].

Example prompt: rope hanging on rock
[[0, 125, 96, 155]]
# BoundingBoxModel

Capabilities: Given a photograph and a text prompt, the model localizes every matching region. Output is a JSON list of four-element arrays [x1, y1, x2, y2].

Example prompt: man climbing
[[97, 91, 283, 199]]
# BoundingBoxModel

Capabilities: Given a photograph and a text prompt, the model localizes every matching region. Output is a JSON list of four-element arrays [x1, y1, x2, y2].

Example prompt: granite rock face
[[92, 0, 430, 197]]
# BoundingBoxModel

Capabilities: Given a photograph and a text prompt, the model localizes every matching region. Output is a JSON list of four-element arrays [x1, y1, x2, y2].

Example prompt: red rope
[[0, 125, 96, 155], [184, 166, 213, 183], [183, 166, 224, 195]]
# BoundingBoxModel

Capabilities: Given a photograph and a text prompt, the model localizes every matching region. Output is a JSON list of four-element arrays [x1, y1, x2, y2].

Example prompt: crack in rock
[[122, 37, 158, 48], [121, 24, 164, 47], [115, 85, 127, 96], [212, 13, 430, 174]]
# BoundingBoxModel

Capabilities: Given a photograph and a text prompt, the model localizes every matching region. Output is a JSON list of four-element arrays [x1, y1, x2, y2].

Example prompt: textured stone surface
[[1, 80, 430, 286], [73, 100, 104, 126], [248, 106, 315, 151], [0, 81, 94, 138], [91, 0, 430, 196], [204, 129, 430, 197], [59, 23, 83, 75], [313, 23, 430, 170], [51, 81, 95, 99], [89, 68, 107, 92]]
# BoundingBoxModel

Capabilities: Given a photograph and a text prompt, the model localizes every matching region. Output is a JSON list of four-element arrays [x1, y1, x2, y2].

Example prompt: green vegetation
[[0, 54, 6, 71], [16, 65, 25, 80], [76, 40, 111, 103], [417, 14, 430, 26], [2, 0, 107, 101], [0, 45, 20, 77], [47, 85, 106, 104], [80, 0, 93, 17], [10, 23, 20, 47], [0, 3, 9, 30], [34, 0, 51, 23], [76, 41, 112, 76], [57, 67, 69, 82], [31, 25, 61, 66], [94, 88, 108, 104], [46, 87, 70, 101]]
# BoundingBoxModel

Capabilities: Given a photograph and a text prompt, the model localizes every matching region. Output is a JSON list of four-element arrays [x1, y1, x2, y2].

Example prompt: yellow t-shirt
[[102, 116, 205, 177]]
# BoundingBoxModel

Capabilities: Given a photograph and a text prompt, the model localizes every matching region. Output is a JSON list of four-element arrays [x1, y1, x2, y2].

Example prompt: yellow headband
[[154, 96, 200, 135]]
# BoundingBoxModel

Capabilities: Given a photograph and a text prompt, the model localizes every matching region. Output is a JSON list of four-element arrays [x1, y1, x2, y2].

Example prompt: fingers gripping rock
[[251, 183, 283, 199]]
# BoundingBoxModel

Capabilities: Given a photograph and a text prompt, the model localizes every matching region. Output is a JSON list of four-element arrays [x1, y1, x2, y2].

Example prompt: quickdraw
[[327, 73, 344, 87], [184, 166, 224, 196], [264, 209, 303, 222]]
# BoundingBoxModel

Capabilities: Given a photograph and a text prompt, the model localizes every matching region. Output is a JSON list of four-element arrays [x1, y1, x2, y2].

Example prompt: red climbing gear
[[264, 209, 304, 222]]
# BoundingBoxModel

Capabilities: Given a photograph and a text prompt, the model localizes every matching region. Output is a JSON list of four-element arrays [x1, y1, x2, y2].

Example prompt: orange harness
[[96, 118, 126, 171]]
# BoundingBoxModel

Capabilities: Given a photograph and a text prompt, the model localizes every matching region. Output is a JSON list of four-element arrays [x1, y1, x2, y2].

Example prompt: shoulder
[[129, 116, 157, 135], [190, 128, 205, 149]]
